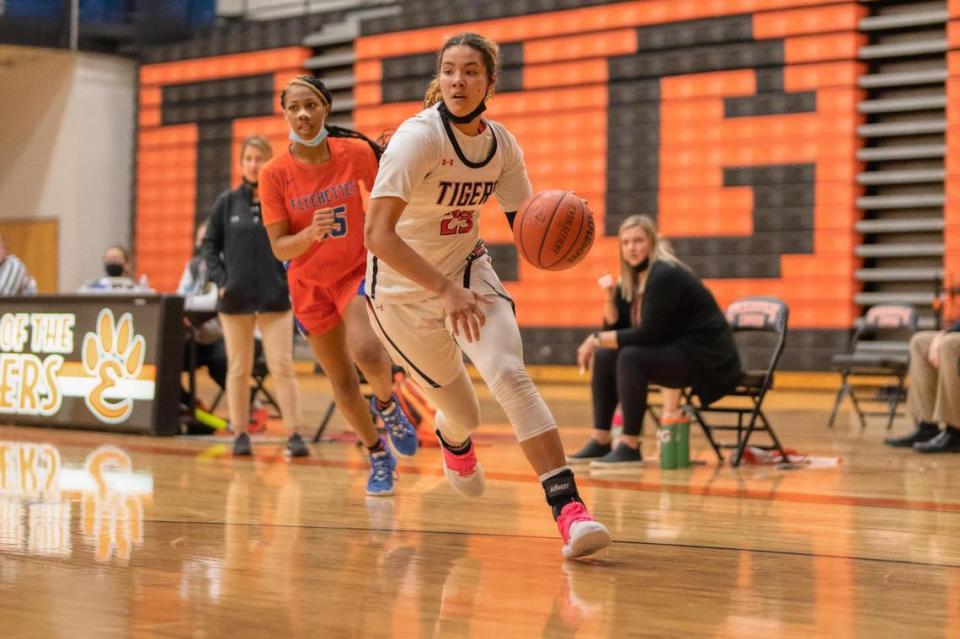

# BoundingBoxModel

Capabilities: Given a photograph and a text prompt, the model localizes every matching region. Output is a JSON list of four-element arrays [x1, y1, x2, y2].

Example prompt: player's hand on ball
[[441, 283, 489, 343], [309, 208, 335, 241]]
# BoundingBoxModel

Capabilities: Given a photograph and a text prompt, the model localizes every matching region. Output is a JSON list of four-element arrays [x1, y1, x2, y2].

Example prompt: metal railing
[[217, 0, 387, 20]]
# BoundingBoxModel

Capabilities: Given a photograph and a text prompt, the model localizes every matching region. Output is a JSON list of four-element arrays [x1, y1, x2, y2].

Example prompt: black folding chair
[[827, 304, 917, 431], [684, 296, 790, 467], [312, 360, 343, 443], [249, 353, 281, 416], [311, 364, 405, 443]]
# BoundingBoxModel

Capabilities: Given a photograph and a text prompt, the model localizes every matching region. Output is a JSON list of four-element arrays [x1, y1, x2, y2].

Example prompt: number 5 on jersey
[[330, 204, 347, 238], [440, 209, 475, 236]]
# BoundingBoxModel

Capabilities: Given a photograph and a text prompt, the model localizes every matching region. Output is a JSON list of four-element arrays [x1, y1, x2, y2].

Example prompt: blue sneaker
[[372, 394, 419, 457], [366, 443, 398, 497]]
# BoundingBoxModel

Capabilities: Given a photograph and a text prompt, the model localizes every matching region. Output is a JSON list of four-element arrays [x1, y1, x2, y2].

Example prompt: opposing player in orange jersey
[[260, 76, 418, 496]]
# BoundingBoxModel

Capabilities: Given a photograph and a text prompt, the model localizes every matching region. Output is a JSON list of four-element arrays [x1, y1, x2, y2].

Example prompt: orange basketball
[[513, 190, 595, 271]]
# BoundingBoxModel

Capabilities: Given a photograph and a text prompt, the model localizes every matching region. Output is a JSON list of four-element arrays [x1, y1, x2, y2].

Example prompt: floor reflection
[[0, 421, 956, 637], [0, 441, 152, 562]]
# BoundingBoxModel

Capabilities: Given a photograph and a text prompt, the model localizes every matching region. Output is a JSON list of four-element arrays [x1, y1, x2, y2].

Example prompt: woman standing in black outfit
[[202, 135, 305, 457], [569, 215, 743, 467]]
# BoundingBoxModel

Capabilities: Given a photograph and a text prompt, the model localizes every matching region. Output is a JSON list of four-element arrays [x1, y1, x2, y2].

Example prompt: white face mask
[[289, 126, 328, 147]]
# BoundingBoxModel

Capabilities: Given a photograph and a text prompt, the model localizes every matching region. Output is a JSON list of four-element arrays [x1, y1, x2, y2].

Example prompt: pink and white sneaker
[[557, 501, 611, 559], [438, 437, 485, 498]]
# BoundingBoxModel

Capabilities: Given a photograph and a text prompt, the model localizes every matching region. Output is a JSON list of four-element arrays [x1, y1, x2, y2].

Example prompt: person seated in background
[[884, 319, 960, 453], [79, 245, 153, 293], [178, 223, 219, 310], [178, 224, 227, 402], [569, 214, 743, 467], [0, 233, 37, 295]]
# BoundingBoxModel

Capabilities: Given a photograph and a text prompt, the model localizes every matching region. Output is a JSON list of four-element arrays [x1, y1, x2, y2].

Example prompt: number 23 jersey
[[367, 103, 533, 303]]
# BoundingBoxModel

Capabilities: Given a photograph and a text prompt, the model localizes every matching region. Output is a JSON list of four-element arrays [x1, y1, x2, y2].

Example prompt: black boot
[[884, 421, 940, 448], [914, 426, 960, 453]]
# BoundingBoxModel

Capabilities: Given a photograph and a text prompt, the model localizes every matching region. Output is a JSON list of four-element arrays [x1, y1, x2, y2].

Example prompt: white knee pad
[[488, 362, 557, 442]]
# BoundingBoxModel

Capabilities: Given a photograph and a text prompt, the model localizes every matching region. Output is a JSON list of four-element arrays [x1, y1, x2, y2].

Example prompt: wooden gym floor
[[1, 373, 958, 638]]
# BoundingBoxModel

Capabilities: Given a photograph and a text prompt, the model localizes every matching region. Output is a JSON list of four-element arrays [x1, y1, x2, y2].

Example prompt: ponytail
[[326, 124, 385, 161], [281, 75, 385, 160]]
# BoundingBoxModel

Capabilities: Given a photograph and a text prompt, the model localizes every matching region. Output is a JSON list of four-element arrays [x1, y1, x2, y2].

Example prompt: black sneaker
[[590, 442, 643, 468], [232, 431, 252, 456], [286, 432, 309, 458], [884, 421, 940, 448], [565, 439, 612, 463], [914, 426, 960, 454]]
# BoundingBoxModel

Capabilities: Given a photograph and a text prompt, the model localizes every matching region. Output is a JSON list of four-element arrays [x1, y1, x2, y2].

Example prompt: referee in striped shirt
[[0, 234, 36, 296]]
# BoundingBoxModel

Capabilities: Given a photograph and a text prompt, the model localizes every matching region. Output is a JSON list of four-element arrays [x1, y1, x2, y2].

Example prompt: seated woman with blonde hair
[[570, 214, 743, 467]]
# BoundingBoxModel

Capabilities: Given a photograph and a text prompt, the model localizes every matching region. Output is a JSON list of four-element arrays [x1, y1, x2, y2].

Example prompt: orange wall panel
[[784, 60, 864, 91], [140, 48, 309, 85], [521, 59, 608, 90], [784, 32, 866, 64], [661, 70, 756, 101], [355, 0, 843, 60], [753, 4, 866, 39], [354, 82, 382, 107], [523, 30, 637, 64]]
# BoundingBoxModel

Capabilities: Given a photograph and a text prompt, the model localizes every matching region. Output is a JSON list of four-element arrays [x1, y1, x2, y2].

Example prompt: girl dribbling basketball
[[364, 33, 611, 558]]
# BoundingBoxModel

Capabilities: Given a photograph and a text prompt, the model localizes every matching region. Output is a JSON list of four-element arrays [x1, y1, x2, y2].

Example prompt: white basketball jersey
[[367, 104, 532, 302]]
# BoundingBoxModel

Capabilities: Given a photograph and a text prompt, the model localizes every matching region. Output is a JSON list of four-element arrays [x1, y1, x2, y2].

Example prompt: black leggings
[[591, 345, 693, 437]]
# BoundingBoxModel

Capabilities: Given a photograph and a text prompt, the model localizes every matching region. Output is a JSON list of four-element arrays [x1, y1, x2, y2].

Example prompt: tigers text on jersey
[[367, 104, 532, 302]]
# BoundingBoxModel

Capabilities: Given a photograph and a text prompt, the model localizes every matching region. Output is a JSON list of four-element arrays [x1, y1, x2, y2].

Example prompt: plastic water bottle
[[659, 421, 677, 470], [660, 413, 690, 469]]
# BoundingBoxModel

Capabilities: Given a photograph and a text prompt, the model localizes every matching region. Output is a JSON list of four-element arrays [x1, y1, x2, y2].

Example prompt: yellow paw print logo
[[82, 309, 145, 424]]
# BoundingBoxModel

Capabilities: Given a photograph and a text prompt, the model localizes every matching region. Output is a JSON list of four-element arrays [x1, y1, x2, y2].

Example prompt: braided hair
[[280, 75, 385, 160]]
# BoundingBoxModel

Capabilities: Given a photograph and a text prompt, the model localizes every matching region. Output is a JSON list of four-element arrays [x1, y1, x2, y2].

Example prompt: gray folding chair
[[828, 304, 917, 431]]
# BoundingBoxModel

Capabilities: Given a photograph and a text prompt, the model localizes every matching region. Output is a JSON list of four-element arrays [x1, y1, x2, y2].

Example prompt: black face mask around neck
[[105, 263, 124, 277], [242, 176, 258, 188], [438, 99, 486, 125], [635, 257, 650, 273]]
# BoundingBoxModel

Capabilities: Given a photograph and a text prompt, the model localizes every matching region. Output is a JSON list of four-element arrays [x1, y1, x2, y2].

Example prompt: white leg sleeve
[[460, 267, 557, 442], [419, 367, 481, 445]]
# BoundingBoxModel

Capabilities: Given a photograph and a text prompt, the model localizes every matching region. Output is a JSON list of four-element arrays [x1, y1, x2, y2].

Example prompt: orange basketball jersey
[[260, 137, 378, 283]]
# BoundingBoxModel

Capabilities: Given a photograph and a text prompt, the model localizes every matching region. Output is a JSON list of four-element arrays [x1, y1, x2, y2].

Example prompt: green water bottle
[[658, 422, 677, 470], [675, 415, 690, 469]]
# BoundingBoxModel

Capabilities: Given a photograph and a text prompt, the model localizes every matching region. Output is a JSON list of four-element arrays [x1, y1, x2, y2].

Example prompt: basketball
[[513, 190, 595, 271]]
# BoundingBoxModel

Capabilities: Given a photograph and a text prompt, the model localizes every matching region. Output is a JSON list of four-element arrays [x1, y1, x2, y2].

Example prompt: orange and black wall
[[137, 1, 888, 369]]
